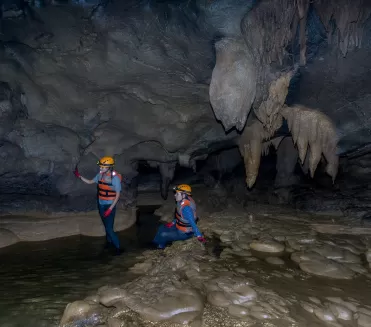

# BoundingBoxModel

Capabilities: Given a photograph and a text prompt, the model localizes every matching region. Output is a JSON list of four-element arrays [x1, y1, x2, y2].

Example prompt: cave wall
[[0, 0, 241, 204], [274, 137, 299, 188], [0, 0, 370, 212]]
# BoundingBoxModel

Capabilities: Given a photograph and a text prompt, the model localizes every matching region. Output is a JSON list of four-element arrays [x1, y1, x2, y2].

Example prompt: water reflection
[[0, 206, 160, 327]]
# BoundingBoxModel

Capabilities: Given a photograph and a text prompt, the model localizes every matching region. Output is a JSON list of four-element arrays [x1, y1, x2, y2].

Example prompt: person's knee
[[160, 232, 168, 238]]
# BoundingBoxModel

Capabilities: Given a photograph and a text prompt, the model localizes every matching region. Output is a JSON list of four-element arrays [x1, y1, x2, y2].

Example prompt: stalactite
[[254, 70, 295, 137], [241, 0, 297, 65], [297, 0, 310, 66], [313, 0, 371, 56], [281, 105, 339, 182], [240, 103, 339, 188], [238, 120, 268, 188], [239, 70, 294, 189]]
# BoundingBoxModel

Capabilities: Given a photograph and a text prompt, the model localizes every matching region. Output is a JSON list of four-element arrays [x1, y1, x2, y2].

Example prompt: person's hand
[[197, 236, 206, 244], [73, 167, 81, 179], [165, 222, 174, 228], [103, 208, 112, 218]]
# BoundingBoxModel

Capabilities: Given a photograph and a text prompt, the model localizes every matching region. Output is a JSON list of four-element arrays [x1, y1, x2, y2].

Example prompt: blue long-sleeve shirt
[[180, 206, 202, 237]]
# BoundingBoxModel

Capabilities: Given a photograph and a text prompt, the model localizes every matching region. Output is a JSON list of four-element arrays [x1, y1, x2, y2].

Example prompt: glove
[[73, 167, 81, 179], [197, 236, 206, 244], [103, 208, 112, 218], [165, 222, 174, 228]]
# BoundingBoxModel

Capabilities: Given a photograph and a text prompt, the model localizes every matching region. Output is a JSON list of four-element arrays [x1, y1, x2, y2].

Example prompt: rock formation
[[0, 0, 370, 212], [209, 0, 370, 189], [58, 197, 371, 327]]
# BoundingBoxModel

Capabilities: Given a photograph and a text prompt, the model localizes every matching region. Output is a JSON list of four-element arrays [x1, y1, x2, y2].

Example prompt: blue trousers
[[153, 224, 193, 248], [98, 204, 120, 249]]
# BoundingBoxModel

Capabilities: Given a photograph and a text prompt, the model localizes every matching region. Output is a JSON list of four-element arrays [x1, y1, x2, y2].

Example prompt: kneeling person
[[153, 184, 206, 249]]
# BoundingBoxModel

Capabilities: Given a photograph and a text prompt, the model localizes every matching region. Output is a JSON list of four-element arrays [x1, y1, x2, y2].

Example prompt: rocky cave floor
[[58, 190, 371, 327]]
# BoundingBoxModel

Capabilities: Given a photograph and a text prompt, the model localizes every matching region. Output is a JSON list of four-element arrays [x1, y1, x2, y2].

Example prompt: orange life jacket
[[175, 196, 198, 233], [97, 170, 122, 201]]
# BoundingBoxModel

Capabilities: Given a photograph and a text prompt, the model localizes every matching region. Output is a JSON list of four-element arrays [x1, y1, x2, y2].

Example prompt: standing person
[[153, 184, 206, 249], [74, 156, 123, 255]]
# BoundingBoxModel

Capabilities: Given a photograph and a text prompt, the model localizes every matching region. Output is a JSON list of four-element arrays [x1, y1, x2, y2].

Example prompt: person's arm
[[181, 206, 202, 237], [80, 176, 96, 184], [109, 176, 121, 210], [74, 167, 96, 184], [164, 210, 176, 228]]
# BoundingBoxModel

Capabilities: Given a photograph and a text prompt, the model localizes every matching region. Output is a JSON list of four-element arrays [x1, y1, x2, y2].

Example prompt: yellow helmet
[[174, 184, 192, 195], [97, 156, 115, 167]]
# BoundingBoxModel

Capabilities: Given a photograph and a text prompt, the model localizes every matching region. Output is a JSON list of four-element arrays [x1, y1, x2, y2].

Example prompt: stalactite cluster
[[313, 0, 371, 56], [281, 105, 339, 181], [233, 0, 370, 188]]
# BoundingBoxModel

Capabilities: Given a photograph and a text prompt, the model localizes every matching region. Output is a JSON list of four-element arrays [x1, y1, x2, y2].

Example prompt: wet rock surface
[[59, 300, 106, 327], [59, 198, 371, 327], [0, 228, 19, 248], [0, 208, 136, 246]]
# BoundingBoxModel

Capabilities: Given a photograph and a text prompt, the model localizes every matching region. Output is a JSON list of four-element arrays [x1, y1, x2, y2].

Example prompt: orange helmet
[[173, 184, 192, 195], [97, 156, 115, 167]]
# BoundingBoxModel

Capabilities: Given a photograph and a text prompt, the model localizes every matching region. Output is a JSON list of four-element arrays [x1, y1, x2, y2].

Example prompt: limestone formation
[[0, 209, 136, 246], [291, 251, 355, 279], [301, 296, 371, 327], [0, 0, 369, 207], [59, 300, 105, 327], [250, 239, 285, 254], [0, 228, 19, 248], [238, 120, 266, 188], [265, 257, 285, 265], [0, 0, 239, 209], [282, 105, 339, 181], [57, 198, 371, 327], [209, 38, 256, 131], [314, 0, 371, 56], [211, 0, 368, 189]]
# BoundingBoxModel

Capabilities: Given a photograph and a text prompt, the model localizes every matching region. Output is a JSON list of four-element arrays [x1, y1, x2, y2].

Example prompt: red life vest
[[175, 196, 198, 233], [97, 170, 122, 201]]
